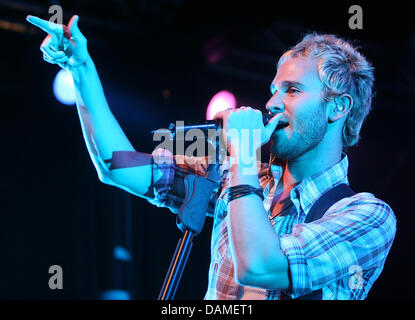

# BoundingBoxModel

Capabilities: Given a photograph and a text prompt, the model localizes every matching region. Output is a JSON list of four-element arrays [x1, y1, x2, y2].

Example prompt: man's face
[[266, 56, 328, 161]]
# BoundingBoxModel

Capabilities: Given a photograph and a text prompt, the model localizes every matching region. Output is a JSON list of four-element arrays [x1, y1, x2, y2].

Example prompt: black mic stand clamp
[[157, 128, 223, 300]]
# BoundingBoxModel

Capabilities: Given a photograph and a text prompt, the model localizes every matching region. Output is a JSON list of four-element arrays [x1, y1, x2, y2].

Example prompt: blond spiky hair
[[278, 33, 375, 149]]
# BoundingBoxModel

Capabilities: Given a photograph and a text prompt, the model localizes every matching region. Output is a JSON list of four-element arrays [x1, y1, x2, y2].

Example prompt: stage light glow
[[53, 69, 76, 105], [100, 289, 130, 300], [206, 90, 237, 120], [113, 245, 132, 262]]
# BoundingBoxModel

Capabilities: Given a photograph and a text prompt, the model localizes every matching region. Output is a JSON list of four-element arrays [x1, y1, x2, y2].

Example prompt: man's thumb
[[263, 113, 283, 141], [68, 15, 81, 36]]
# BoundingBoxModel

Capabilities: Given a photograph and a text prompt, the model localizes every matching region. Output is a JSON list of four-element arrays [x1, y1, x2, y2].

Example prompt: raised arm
[[26, 15, 152, 197]]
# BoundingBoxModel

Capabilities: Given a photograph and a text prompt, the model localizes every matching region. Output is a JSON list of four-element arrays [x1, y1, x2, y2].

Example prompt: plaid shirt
[[111, 149, 396, 300]]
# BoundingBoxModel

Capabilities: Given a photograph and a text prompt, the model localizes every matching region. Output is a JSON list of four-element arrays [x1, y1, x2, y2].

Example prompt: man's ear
[[328, 94, 353, 123]]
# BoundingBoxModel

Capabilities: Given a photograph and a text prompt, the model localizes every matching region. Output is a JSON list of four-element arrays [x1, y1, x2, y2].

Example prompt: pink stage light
[[206, 90, 237, 120]]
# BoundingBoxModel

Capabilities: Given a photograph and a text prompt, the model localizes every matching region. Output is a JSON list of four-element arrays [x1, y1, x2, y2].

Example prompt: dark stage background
[[1, 0, 414, 299]]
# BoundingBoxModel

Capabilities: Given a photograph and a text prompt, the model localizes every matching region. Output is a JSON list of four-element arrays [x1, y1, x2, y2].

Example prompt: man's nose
[[266, 95, 285, 114]]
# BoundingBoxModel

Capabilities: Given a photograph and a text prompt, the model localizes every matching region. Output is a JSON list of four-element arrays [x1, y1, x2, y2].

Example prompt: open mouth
[[276, 121, 289, 130]]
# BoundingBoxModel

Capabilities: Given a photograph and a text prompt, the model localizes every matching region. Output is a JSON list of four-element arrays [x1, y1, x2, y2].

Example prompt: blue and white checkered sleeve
[[279, 195, 397, 299]]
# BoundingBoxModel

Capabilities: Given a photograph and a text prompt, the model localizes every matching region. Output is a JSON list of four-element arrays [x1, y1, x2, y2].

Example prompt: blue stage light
[[53, 69, 76, 105], [100, 289, 130, 300], [113, 245, 132, 262]]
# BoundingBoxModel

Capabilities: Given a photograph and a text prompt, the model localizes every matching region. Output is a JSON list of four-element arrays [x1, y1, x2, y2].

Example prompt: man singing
[[27, 14, 396, 300]]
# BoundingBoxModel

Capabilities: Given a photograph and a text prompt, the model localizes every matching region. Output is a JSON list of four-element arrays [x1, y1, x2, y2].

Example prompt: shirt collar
[[269, 154, 349, 218]]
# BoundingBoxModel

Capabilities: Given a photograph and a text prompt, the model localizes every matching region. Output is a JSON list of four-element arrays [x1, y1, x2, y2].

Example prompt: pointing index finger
[[26, 15, 63, 35]]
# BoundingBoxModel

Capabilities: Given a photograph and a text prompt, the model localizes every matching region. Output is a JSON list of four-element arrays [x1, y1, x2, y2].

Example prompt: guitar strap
[[279, 183, 355, 300]]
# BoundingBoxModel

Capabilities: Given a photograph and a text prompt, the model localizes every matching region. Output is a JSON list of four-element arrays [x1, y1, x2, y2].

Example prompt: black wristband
[[227, 184, 264, 203]]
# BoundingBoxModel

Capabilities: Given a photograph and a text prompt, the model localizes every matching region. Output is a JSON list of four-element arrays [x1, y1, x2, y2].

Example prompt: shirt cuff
[[279, 234, 314, 298]]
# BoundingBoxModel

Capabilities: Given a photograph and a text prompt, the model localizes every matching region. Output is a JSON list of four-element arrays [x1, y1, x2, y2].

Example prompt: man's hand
[[26, 15, 89, 70], [214, 107, 282, 157]]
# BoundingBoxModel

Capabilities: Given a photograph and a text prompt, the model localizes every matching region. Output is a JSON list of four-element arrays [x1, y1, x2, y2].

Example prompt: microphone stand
[[157, 131, 222, 300]]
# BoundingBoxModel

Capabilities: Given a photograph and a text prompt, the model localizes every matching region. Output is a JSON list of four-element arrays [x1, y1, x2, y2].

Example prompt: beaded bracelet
[[227, 184, 264, 203]]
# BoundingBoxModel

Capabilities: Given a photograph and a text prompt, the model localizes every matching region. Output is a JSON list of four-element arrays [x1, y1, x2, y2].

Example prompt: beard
[[270, 103, 327, 162]]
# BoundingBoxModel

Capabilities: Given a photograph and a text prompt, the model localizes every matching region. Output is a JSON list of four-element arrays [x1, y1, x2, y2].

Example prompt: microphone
[[172, 112, 274, 132], [151, 112, 287, 138]]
